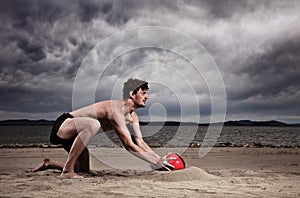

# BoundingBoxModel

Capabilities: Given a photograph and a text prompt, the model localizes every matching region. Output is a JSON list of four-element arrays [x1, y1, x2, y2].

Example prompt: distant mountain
[[138, 120, 296, 126], [139, 121, 198, 126], [0, 119, 54, 126], [223, 120, 288, 126], [0, 119, 298, 126]]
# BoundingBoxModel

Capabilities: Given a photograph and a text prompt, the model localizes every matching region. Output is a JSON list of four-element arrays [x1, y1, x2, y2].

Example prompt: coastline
[[0, 147, 299, 197]]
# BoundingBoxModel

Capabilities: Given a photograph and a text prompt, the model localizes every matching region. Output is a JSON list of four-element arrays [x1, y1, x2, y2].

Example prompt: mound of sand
[[145, 166, 218, 182], [90, 166, 218, 182]]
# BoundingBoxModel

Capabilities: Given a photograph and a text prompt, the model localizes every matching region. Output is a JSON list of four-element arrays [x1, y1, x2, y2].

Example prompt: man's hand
[[156, 153, 176, 171]]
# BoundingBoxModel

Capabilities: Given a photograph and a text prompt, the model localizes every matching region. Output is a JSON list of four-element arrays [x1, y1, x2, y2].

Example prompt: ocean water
[[0, 125, 299, 147]]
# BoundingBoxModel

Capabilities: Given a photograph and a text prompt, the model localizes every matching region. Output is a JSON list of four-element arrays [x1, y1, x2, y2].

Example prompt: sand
[[0, 147, 299, 197]]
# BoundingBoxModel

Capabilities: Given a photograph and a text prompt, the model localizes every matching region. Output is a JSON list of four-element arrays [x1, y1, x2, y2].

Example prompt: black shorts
[[50, 113, 76, 152]]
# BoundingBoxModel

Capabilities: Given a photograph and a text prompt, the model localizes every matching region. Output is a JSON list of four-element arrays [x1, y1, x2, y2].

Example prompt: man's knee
[[73, 118, 100, 136], [57, 118, 77, 140], [86, 119, 101, 135]]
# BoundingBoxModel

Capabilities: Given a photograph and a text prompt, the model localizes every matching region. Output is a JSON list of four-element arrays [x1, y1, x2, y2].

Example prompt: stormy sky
[[0, 0, 299, 123]]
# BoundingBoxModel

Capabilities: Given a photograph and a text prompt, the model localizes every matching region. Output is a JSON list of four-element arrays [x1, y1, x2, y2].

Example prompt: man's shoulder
[[130, 111, 139, 121], [95, 100, 123, 106], [95, 100, 124, 114]]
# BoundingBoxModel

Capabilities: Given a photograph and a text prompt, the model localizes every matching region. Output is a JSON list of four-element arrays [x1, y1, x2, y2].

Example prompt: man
[[33, 78, 174, 178]]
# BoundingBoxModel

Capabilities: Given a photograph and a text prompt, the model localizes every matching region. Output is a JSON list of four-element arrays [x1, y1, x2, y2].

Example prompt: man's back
[[70, 100, 131, 132]]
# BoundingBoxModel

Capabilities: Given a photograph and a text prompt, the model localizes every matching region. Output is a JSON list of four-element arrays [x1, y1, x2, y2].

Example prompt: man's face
[[132, 88, 149, 108]]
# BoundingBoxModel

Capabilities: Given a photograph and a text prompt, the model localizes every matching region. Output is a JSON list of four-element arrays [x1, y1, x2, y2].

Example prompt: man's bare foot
[[60, 171, 84, 179], [32, 158, 50, 172]]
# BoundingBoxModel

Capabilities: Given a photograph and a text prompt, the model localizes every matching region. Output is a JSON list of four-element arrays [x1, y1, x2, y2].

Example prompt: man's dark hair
[[123, 78, 149, 100]]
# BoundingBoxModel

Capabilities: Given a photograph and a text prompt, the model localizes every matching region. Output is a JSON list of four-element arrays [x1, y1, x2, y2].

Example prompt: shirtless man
[[33, 78, 174, 178]]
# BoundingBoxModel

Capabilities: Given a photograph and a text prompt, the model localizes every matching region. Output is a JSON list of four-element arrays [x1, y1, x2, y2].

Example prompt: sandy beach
[[0, 147, 299, 197]]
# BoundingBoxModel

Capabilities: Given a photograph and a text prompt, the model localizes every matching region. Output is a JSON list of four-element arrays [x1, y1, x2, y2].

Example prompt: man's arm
[[129, 112, 160, 157], [112, 112, 173, 170]]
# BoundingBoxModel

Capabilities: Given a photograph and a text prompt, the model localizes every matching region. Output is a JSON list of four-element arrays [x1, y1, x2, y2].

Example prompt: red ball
[[167, 153, 186, 170]]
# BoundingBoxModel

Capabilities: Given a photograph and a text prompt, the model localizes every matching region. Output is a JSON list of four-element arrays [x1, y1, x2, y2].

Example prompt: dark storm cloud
[[0, 0, 299, 123], [0, 85, 71, 113], [0, 0, 146, 119], [194, 0, 260, 19], [224, 34, 300, 120], [228, 37, 300, 100], [76, 0, 143, 25], [180, 0, 300, 122], [0, 0, 140, 72], [17, 39, 46, 62], [0, 0, 90, 118]]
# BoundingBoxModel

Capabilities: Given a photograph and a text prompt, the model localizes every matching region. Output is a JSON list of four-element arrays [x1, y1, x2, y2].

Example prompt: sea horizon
[[0, 119, 299, 127]]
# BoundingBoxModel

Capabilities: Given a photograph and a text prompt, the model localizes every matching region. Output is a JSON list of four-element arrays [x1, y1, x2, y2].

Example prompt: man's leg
[[32, 149, 89, 173], [32, 158, 65, 172], [58, 117, 100, 178], [33, 150, 90, 173]]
